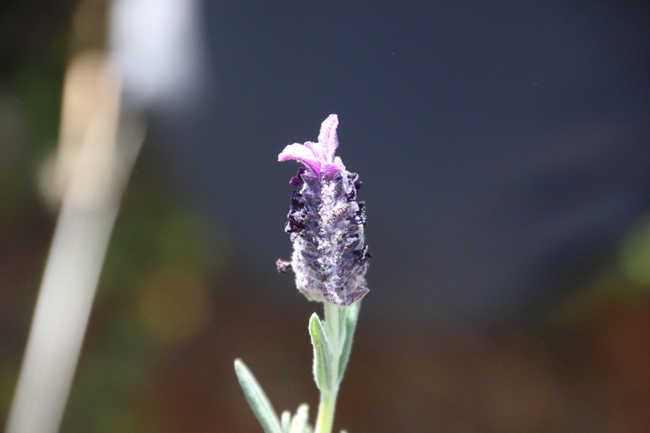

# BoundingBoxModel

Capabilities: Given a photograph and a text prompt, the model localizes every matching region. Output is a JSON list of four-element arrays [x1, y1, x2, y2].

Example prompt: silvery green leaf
[[289, 404, 310, 433], [281, 410, 291, 433], [309, 313, 333, 392], [337, 301, 361, 381], [234, 359, 283, 433]]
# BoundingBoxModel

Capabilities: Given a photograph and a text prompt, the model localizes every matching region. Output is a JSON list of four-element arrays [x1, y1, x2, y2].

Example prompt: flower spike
[[278, 115, 370, 306]]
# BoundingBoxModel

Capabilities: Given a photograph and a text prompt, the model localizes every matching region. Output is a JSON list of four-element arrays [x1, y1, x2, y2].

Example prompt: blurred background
[[1, 0, 650, 432]]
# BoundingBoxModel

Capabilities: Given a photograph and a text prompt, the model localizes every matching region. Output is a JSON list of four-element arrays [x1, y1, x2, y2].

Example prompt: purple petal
[[289, 167, 307, 186], [278, 115, 346, 177], [318, 115, 339, 156], [278, 143, 321, 173], [307, 114, 339, 162]]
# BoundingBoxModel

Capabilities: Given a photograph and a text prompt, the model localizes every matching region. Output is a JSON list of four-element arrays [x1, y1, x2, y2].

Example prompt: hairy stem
[[314, 303, 345, 433]]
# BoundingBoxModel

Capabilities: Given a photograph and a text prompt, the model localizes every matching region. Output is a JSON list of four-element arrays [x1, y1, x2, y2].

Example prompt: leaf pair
[[281, 404, 311, 433], [235, 301, 362, 433], [310, 302, 361, 393]]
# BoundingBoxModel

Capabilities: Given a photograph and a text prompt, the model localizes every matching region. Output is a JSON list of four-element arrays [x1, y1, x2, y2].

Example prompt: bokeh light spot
[[136, 267, 212, 342], [620, 216, 650, 287]]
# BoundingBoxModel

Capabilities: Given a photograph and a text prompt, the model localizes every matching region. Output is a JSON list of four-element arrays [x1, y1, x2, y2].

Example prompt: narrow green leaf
[[234, 359, 283, 433], [337, 301, 361, 381], [309, 313, 333, 392], [281, 411, 291, 433], [289, 404, 310, 433]]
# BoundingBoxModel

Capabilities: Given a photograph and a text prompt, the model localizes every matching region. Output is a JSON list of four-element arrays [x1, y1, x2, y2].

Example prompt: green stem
[[315, 389, 338, 433], [314, 301, 361, 433], [324, 303, 342, 381], [315, 303, 343, 433]]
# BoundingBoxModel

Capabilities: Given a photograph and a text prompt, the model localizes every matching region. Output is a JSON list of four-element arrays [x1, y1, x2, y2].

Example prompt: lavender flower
[[277, 114, 370, 306]]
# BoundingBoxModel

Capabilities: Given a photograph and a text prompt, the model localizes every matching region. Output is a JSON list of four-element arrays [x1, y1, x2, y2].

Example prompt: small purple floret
[[289, 167, 306, 186], [277, 114, 370, 306]]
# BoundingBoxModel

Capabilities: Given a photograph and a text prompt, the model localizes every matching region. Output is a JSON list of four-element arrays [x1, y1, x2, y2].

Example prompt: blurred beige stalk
[[5, 51, 144, 433]]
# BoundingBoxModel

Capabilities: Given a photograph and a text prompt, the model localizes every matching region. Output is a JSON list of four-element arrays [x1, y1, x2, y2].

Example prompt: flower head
[[277, 115, 370, 306]]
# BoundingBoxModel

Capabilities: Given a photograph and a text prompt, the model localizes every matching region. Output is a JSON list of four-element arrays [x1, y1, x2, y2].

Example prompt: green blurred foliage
[[61, 154, 227, 432], [620, 216, 650, 287]]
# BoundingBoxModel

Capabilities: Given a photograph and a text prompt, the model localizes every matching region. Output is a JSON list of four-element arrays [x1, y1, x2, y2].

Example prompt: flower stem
[[315, 303, 343, 433], [315, 389, 338, 433]]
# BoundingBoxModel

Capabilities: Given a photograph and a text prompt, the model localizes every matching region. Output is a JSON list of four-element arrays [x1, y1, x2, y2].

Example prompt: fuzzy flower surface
[[277, 114, 370, 306]]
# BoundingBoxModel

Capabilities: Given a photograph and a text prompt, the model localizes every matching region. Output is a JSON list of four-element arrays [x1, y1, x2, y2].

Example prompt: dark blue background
[[156, 0, 650, 323]]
